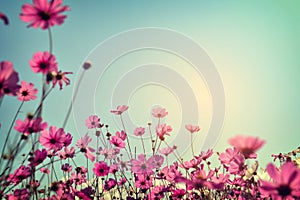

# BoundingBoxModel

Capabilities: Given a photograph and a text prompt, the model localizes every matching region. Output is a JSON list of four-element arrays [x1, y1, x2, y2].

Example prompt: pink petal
[[266, 163, 280, 182]]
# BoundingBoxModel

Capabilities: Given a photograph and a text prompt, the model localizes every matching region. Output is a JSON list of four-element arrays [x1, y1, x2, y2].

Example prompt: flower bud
[[82, 61, 92, 70]]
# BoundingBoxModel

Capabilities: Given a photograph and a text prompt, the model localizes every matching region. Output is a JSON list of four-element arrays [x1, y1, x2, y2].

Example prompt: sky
[[1, 0, 300, 168]]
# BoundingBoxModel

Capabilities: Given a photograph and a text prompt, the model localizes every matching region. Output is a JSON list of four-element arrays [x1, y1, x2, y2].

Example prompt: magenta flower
[[158, 146, 174, 156], [99, 147, 119, 160], [218, 147, 240, 166], [17, 81, 38, 101], [85, 115, 100, 129], [228, 153, 245, 175], [14, 116, 48, 135], [49, 70, 73, 90], [185, 124, 200, 133], [179, 157, 201, 169], [0, 61, 20, 98], [148, 155, 164, 169], [40, 167, 50, 174], [116, 130, 127, 140], [6, 189, 29, 200], [20, 0, 70, 30], [198, 149, 213, 161], [8, 165, 31, 185], [259, 162, 300, 199], [93, 161, 110, 177], [156, 123, 172, 140], [135, 174, 153, 189], [160, 164, 182, 182], [110, 135, 125, 148], [76, 134, 95, 161], [29, 51, 58, 74], [39, 126, 66, 150], [151, 106, 168, 118], [110, 105, 129, 115], [61, 163, 72, 172], [134, 127, 145, 136], [0, 12, 9, 25], [58, 146, 75, 160], [131, 154, 154, 174], [104, 178, 117, 191], [228, 135, 265, 159], [28, 148, 47, 167]]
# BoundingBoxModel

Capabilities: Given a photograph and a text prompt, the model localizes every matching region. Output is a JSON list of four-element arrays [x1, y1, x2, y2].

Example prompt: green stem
[[0, 101, 24, 171]]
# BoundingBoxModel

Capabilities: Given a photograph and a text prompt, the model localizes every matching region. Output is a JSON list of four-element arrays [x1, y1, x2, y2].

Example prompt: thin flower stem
[[147, 123, 154, 149], [48, 28, 53, 54], [155, 140, 162, 155], [0, 101, 24, 170], [62, 69, 86, 128], [120, 114, 132, 159], [153, 118, 160, 154], [141, 136, 146, 155], [34, 87, 53, 117], [87, 157, 90, 184], [191, 133, 195, 157]]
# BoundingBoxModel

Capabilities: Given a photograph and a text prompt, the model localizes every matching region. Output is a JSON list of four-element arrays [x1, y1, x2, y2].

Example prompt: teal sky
[[1, 1, 300, 168]]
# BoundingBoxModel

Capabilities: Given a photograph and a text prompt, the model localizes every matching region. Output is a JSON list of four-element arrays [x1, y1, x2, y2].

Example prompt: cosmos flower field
[[1, 0, 300, 199]]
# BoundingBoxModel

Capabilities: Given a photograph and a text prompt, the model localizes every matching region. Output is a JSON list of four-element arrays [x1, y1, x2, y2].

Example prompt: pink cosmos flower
[[179, 158, 201, 169], [110, 136, 125, 148], [93, 161, 110, 177], [104, 178, 117, 191], [28, 148, 47, 167], [49, 70, 73, 90], [228, 153, 245, 175], [131, 154, 154, 174], [198, 149, 213, 161], [6, 189, 29, 200], [228, 135, 265, 159], [171, 189, 186, 198], [76, 134, 95, 161], [0, 61, 20, 98], [14, 116, 48, 135], [259, 162, 300, 199], [116, 130, 127, 140], [176, 167, 215, 190], [148, 155, 164, 169], [61, 163, 72, 172], [39, 126, 66, 150], [108, 164, 118, 174], [99, 147, 119, 160], [8, 165, 31, 185], [58, 146, 75, 160], [160, 164, 182, 182], [40, 167, 50, 174], [29, 51, 58, 74], [134, 127, 145, 136], [85, 115, 100, 129], [156, 123, 172, 140], [147, 185, 165, 200], [158, 146, 174, 156], [0, 12, 9, 25], [20, 0, 70, 30], [63, 132, 72, 147], [17, 81, 38, 101], [185, 124, 200, 133], [110, 105, 129, 115], [218, 147, 240, 166], [151, 106, 168, 118], [135, 174, 153, 189]]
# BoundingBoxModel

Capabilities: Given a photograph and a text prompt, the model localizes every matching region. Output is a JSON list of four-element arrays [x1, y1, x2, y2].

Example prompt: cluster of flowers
[[1, 0, 300, 200]]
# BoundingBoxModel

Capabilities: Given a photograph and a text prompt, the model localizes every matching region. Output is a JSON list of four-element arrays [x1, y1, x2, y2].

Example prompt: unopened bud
[[82, 61, 92, 70]]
